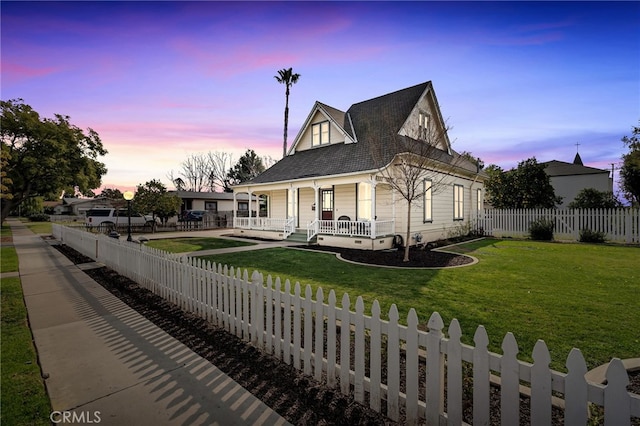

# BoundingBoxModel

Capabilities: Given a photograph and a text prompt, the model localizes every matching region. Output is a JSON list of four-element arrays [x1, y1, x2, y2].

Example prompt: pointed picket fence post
[[500, 332, 520, 426], [228, 266, 236, 335], [446, 319, 463, 426], [531, 340, 552, 425], [387, 304, 400, 422], [293, 282, 302, 370], [354, 296, 366, 403], [241, 269, 249, 340], [426, 312, 444, 426], [265, 275, 273, 354], [217, 264, 225, 326], [314, 287, 324, 381], [326, 290, 337, 388], [565, 348, 588, 426], [473, 325, 490, 425], [406, 308, 419, 425], [273, 277, 282, 359], [283, 280, 292, 365], [604, 358, 630, 426], [369, 300, 382, 412], [254, 271, 265, 349], [340, 293, 351, 396], [304, 285, 313, 375]]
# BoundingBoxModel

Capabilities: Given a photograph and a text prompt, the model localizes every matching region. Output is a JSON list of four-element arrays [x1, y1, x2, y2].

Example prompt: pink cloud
[[1, 62, 61, 83]]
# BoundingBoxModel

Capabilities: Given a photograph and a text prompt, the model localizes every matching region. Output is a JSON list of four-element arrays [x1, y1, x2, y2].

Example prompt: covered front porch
[[232, 175, 398, 250]]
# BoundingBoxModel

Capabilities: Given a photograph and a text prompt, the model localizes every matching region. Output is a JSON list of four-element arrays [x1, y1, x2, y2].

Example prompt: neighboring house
[[541, 153, 613, 208], [169, 191, 259, 220], [53, 196, 113, 216], [232, 81, 485, 249]]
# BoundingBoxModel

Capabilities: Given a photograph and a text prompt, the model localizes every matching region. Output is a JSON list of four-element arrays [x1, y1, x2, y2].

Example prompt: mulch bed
[[51, 242, 639, 425], [295, 245, 473, 268]]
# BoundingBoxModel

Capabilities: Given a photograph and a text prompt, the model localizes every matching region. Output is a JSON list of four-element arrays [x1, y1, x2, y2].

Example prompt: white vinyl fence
[[480, 208, 640, 243], [53, 224, 640, 425]]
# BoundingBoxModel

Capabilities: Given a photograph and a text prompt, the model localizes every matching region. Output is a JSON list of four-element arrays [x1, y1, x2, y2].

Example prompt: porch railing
[[307, 220, 320, 241], [236, 218, 396, 239], [235, 217, 289, 232], [318, 219, 395, 238], [283, 217, 295, 239]]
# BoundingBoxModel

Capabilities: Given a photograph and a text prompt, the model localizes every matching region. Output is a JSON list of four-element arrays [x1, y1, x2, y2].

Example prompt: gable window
[[312, 121, 330, 146], [419, 111, 430, 140], [423, 179, 432, 222], [453, 184, 464, 220]]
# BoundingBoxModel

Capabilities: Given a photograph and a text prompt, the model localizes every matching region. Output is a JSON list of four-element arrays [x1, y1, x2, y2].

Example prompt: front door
[[321, 188, 334, 220]]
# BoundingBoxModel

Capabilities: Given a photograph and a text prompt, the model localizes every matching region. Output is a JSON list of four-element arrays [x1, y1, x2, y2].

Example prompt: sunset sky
[[2, 1, 638, 194]]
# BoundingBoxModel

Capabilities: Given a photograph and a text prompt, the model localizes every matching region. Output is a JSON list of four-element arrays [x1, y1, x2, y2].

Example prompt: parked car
[[180, 210, 206, 221], [85, 208, 157, 231]]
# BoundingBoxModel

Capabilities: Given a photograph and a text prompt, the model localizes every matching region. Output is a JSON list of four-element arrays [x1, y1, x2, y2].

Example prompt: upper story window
[[419, 111, 430, 140], [312, 121, 330, 146]]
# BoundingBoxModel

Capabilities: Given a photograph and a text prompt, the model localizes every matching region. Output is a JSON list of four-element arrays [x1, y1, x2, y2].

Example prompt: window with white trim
[[423, 179, 432, 222], [312, 121, 330, 146], [419, 111, 430, 140], [357, 182, 372, 220], [477, 188, 482, 212], [453, 184, 464, 220]]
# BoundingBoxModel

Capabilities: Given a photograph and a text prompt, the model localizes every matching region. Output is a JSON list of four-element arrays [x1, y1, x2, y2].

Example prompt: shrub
[[27, 213, 50, 222], [529, 218, 554, 241], [579, 228, 606, 243]]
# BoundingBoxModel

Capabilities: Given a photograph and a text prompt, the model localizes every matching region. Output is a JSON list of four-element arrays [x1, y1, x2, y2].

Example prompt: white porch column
[[314, 183, 320, 222], [233, 192, 237, 227], [248, 190, 253, 221], [370, 178, 377, 238]]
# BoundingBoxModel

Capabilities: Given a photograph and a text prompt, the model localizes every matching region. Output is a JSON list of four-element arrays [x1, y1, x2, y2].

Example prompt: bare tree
[[205, 151, 233, 192], [369, 115, 464, 262], [168, 151, 233, 192]]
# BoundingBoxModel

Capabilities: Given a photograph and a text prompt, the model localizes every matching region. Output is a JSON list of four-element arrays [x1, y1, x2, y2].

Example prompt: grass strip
[[1, 275, 51, 425]]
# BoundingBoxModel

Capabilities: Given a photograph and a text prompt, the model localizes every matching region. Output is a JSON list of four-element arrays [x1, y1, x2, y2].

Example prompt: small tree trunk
[[403, 201, 412, 262]]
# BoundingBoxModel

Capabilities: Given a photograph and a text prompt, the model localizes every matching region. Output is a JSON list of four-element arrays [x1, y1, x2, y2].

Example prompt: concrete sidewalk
[[7, 219, 289, 426]]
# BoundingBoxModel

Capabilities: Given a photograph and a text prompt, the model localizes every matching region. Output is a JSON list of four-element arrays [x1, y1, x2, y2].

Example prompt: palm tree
[[274, 68, 301, 158]]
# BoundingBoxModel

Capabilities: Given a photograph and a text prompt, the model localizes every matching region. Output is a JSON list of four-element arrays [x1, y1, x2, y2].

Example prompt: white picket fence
[[52, 224, 640, 425], [480, 208, 640, 243]]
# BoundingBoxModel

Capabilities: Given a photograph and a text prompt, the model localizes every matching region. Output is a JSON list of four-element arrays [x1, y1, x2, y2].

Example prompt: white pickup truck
[[85, 208, 157, 231]]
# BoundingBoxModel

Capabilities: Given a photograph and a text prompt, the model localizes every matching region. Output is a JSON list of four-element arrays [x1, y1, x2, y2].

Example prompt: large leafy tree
[[620, 122, 640, 206], [274, 67, 301, 158], [134, 179, 181, 226], [485, 158, 561, 209], [1, 99, 107, 222], [226, 149, 265, 187]]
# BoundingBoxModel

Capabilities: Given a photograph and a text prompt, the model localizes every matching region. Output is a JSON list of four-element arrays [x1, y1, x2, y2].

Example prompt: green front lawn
[[145, 237, 256, 253], [199, 239, 639, 371], [1, 224, 51, 425]]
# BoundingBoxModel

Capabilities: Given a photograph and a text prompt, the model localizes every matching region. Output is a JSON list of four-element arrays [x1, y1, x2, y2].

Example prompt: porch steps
[[286, 231, 316, 245]]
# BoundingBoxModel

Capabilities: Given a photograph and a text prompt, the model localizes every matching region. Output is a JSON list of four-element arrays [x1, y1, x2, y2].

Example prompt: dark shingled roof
[[249, 81, 478, 185], [541, 160, 610, 177]]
